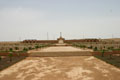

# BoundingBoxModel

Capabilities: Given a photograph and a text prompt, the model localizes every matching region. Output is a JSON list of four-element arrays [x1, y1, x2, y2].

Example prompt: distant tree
[[107, 47, 110, 50], [82, 45, 86, 49], [109, 46, 114, 50], [109, 53, 112, 59], [35, 45, 39, 49], [39, 45, 43, 48], [8, 53, 13, 62], [104, 46, 106, 48], [88, 46, 93, 49], [15, 47, 19, 50], [80, 45, 86, 48], [101, 50, 105, 57], [23, 48, 28, 52], [0, 56, 1, 61], [108, 49, 113, 59], [9, 48, 13, 52], [94, 47, 98, 51], [28, 47, 32, 50]]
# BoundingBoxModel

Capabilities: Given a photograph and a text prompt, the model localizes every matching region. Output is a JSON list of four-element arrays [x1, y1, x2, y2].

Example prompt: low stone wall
[[1, 51, 120, 57], [92, 51, 120, 56], [0, 53, 28, 56]]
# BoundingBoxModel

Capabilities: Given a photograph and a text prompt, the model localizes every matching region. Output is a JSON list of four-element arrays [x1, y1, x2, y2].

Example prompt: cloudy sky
[[0, 0, 120, 41]]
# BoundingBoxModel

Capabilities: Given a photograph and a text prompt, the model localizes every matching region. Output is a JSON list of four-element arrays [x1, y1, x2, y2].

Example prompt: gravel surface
[[0, 56, 120, 80]]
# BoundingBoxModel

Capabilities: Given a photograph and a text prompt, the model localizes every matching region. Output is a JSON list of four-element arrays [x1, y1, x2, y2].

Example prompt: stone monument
[[57, 32, 65, 44]]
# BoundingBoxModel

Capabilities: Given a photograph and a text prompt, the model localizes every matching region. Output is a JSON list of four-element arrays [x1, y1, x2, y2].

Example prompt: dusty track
[[0, 56, 120, 80]]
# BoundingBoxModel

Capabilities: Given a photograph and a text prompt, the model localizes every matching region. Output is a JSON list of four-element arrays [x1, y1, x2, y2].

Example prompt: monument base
[[55, 43, 67, 46]]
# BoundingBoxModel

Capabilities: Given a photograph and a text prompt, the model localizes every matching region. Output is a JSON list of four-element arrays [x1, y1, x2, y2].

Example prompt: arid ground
[[0, 46, 120, 80]]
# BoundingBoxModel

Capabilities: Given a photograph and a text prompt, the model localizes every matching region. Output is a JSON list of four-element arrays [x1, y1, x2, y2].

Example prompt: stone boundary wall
[[0, 53, 28, 56], [0, 51, 120, 57], [92, 51, 120, 56]]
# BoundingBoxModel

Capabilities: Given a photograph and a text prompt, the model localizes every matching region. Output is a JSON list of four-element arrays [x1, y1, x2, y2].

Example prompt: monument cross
[[60, 32, 62, 37]]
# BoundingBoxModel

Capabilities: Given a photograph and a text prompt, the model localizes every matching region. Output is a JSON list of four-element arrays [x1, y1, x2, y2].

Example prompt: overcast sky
[[0, 0, 120, 41]]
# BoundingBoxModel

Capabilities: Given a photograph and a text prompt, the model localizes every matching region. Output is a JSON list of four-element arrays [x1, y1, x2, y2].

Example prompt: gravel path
[[0, 56, 120, 80]]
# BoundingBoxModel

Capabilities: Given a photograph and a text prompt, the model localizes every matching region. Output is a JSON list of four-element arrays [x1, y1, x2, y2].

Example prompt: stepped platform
[[28, 46, 93, 57]]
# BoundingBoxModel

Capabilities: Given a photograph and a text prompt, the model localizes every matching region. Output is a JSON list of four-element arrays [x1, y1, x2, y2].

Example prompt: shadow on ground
[[94, 55, 120, 68], [0, 56, 26, 71]]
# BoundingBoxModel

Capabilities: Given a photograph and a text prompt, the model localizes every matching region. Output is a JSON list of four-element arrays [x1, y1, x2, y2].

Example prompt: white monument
[[57, 32, 65, 44]]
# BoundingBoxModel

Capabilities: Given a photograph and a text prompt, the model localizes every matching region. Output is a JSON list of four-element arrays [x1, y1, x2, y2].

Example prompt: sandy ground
[[28, 46, 93, 53], [0, 56, 120, 80]]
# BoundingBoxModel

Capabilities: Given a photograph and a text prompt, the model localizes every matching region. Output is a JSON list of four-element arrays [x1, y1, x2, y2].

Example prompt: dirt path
[[0, 56, 120, 80]]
